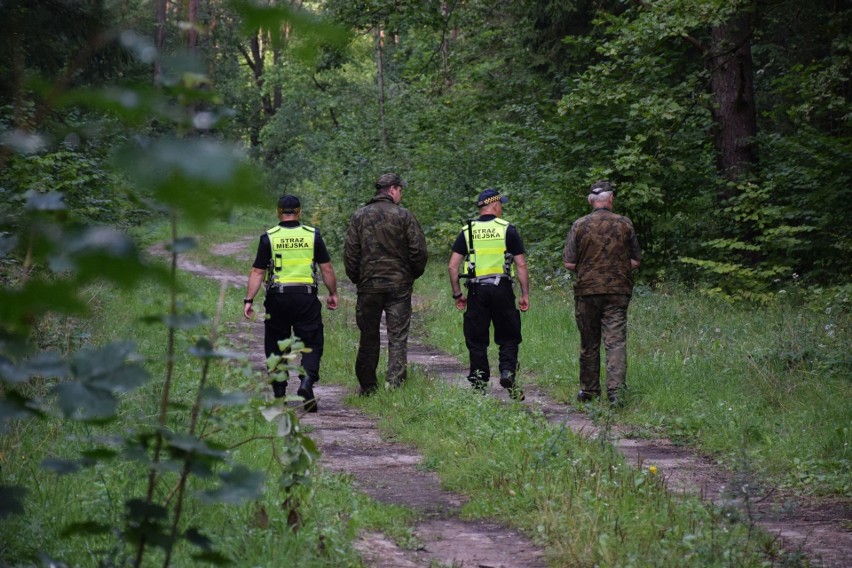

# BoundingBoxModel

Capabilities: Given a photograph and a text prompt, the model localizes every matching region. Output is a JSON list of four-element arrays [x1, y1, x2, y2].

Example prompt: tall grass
[[8, 211, 844, 565], [353, 375, 777, 566], [415, 261, 851, 496], [0, 261, 412, 566]]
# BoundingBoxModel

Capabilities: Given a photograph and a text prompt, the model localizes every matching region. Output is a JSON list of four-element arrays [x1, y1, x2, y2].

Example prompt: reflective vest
[[465, 218, 513, 279], [266, 224, 316, 285]]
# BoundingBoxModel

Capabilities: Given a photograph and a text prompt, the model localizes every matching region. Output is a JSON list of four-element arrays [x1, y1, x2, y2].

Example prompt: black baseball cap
[[277, 195, 301, 213], [476, 188, 508, 208]]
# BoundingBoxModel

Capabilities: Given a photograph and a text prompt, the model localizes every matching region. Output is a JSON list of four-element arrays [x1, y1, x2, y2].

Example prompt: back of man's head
[[588, 180, 614, 203], [277, 194, 301, 215], [375, 173, 406, 194]]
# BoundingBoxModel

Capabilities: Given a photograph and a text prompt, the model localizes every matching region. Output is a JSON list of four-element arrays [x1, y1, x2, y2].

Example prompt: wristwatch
[[452, 292, 463, 300]]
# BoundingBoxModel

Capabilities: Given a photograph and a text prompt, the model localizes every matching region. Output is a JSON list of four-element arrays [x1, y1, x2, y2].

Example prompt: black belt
[[267, 284, 317, 294]]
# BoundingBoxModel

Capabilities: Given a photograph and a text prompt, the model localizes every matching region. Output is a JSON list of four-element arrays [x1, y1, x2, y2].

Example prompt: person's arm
[[513, 254, 530, 312], [244, 267, 265, 319], [625, 217, 642, 272], [319, 262, 338, 310], [343, 219, 361, 284], [408, 215, 428, 279], [448, 252, 467, 311], [562, 224, 578, 271]]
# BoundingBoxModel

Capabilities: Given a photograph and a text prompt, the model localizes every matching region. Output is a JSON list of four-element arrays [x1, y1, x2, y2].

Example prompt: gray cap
[[589, 180, 615, 195]]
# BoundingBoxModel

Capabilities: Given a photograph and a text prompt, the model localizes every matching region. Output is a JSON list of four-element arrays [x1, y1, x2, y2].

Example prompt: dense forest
[[1, 0, 850, 566], [3, 0, 850, 294]]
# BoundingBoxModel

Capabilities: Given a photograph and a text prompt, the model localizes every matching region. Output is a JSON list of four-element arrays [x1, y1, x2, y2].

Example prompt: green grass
[[352, 373, 776, 566], [414, 261, 851, 496], [6, 213, 847, 566], [0, 259, 413, 567]]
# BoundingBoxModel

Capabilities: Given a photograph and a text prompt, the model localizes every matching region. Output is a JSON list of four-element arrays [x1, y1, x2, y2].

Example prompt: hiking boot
[[297, 376, 317, 413], [271, 380, 287, 399], [576, 390, 599, 403], [608, 388, 625, 409], [499, 370, 524, 401], [358, 384, 378, 397]]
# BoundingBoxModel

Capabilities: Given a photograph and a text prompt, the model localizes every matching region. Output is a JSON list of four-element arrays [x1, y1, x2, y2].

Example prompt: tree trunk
[[154, 0, 167, 78], [273, 47, 282, 111], [375, 26, 388, 151], [187, 0, 199, 53], [440, 1, 455, 90], [708, 12, 757, 189]]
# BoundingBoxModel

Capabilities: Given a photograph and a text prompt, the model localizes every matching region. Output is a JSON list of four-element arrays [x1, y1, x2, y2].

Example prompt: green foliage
[[0, 2, 345, 565]]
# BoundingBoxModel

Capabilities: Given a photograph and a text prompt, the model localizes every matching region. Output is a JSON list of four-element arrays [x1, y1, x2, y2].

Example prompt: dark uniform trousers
[[574, 294, 630, 395], [263, 289, 324, 384], [355, 288, 412, 390], [464, 279, 522, 382]]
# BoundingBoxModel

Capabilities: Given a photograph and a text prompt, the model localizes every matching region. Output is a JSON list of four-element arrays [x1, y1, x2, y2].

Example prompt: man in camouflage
[[563, 181, 641, 407], [344, 173, 428, 394]]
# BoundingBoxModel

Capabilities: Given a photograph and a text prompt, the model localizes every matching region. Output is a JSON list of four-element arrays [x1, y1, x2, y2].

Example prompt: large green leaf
[[0, 351, 68, 384], [113, 138, 264, 226], [165, 432, 229, 460], [71, 342, 149, 393], [53, 382, 119, 421], [48, 225, 153, 289], [198, 465, 264, 504], [230, 0, 349, 60], [50, 343, 148, 421], [0, 280, 89, 334], [200, 387, 249, 408]]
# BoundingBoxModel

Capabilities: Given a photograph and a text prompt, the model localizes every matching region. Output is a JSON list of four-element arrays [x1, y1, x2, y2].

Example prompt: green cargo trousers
[[574, 294, 631, 395], [355, 288, 412, 392]]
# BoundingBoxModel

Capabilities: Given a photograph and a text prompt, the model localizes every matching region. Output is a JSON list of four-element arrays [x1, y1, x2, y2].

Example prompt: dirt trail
[[156, 240, 851, 567], [162, 240, 548, 567]]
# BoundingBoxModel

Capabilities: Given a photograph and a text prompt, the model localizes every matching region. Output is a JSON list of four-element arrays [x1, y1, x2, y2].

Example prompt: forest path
[[157, 239, 547, 567], [155, 239, 851, 567]]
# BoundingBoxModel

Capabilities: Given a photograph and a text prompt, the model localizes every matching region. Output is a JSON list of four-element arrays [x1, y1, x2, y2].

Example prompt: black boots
[[297, 376, 318, 413], [499, 370, 525, 401], [271, 380, 287, 399]]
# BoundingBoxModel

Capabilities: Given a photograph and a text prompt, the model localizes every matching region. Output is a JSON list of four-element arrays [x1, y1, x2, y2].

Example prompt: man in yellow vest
[[448, 188, 530, 400], [243, 195, 338, 412]]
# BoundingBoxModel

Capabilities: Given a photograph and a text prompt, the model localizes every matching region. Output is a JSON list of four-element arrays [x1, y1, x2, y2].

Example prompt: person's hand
[[455, 296, 467, 311], [243, 302, 254, 319], [518, 295, 529, 312], [326, 293, 339, 310]]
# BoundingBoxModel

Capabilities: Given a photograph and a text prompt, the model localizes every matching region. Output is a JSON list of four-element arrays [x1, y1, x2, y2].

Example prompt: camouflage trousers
[[355, 288, 412, 391], [574, 294, 631, 395]]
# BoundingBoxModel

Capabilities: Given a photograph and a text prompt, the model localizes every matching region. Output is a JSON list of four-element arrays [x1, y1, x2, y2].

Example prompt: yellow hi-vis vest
[[266, 224, 317, 285], [465, 218, 513, 279]]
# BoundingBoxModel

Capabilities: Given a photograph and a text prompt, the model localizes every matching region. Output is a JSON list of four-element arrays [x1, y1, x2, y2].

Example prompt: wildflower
[[649, 465, 658, 475]]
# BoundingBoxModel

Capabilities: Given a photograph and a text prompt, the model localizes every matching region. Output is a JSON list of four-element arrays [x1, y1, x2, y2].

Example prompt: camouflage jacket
[[563, 208, 642, 296], [344, 195, 428, 292]]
